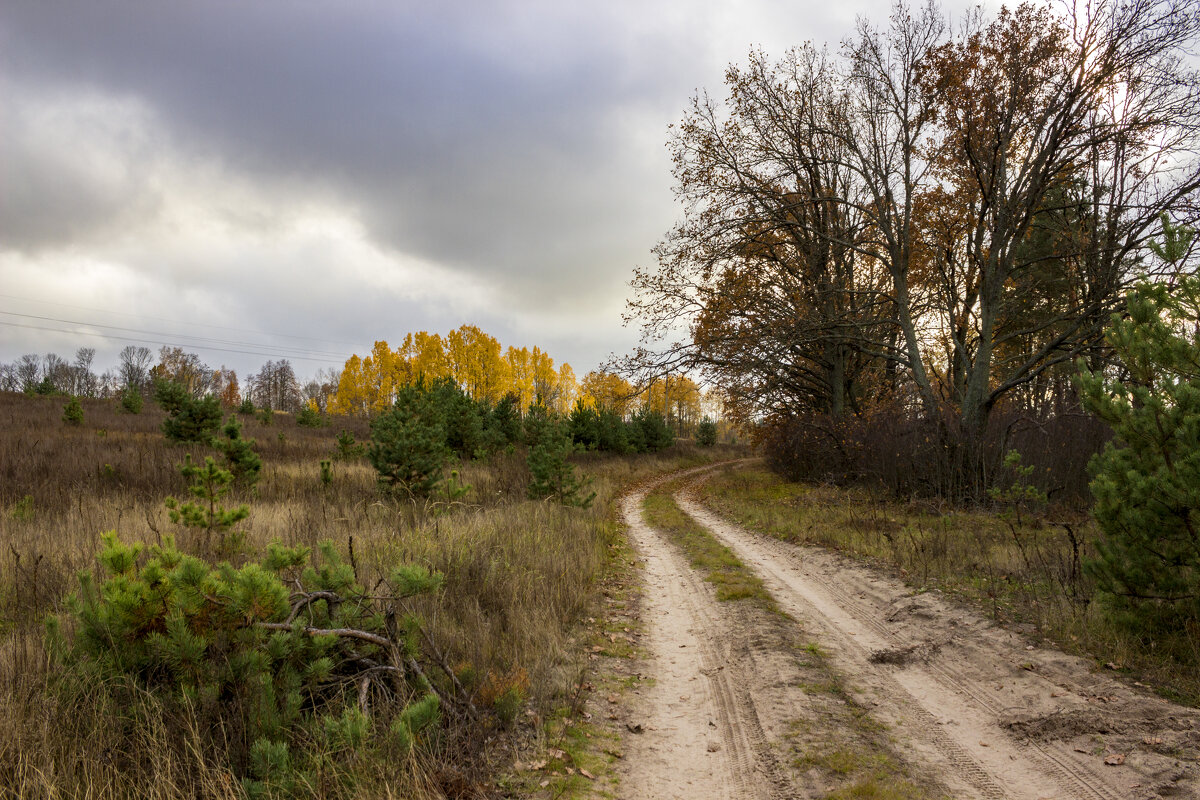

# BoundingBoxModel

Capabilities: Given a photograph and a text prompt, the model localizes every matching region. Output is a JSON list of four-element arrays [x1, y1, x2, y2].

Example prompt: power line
[[0, 292, 365, 349], [0, 310, 351, 359], [0, 319, 351, 365]]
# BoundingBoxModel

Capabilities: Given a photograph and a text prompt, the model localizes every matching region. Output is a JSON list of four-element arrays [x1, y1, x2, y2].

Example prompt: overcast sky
[[1, 1, 951, 381]]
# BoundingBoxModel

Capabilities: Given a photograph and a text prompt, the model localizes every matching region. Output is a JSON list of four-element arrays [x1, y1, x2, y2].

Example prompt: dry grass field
[[0, 391, 729, 799]]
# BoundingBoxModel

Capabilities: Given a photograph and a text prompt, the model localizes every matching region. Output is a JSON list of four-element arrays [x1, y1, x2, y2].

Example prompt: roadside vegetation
[[698, 465, 1200, 706], [0, 389, 732, 799]]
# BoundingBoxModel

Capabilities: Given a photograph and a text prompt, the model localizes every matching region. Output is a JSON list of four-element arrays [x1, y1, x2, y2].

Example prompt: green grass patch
[[642, 487, 775, 610]]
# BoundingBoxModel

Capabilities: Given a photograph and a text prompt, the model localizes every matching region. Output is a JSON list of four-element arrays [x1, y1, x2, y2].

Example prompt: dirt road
[[618, 466, 1200, 799]]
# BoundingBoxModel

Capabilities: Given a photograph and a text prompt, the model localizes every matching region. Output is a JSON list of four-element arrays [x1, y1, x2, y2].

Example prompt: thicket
[[369, 379, 614, 504], [566, 401, 674, 455]]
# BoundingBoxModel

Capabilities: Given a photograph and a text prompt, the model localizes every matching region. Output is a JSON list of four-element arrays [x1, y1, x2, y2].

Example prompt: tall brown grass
[[0, 391, 730, 799]]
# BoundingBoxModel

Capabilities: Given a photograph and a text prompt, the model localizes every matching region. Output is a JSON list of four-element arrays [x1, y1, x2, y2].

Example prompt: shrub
[[155, 380, 222, 444], [295, 404, 325, 428], [119, 386, 143, 414], [238, 397, 256, 415], [57, 533, 451, 795], [62, 396, 83, 426], [696, 417, 718, 447]]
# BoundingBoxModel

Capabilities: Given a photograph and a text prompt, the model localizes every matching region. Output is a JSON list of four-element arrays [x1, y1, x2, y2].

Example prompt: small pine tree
[[155, 380, 222, 443], [368, 383, 450, 497], [334, 430, 366, 460], [527, 413, 594, 508], [119, 386, 143, 414], [320, 459, 333, 487], [62, 395, 84, 426], [569, 401, 600, 450], [596, 408, 630, 453], [238, 396, 256, 415], [295, 403, 324, 428], [62, 532, 450, 791], [164, 454, 250, 555], [212, 415, 262, 485], [629, 408, 674, 453], [695, 417, 718, 447], [1078, 214, 1200, 625], [489, 393, 523, 447]]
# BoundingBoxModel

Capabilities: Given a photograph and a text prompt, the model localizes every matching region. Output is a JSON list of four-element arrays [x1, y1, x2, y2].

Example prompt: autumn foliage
[[329, 326, 581, 417]]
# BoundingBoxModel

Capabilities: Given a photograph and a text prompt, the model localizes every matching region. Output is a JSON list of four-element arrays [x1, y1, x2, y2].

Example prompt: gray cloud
[[0, 0, 919, 376]]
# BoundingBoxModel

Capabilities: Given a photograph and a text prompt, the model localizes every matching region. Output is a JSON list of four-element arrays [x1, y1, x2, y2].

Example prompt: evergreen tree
[[212, 415, 262, 485], [568, 401, 600, 450], [119, 385, 143, 414], [428, 378, 484, 458], [369, 383, 449, 497], [295, 403, 325, 428], [629, 408, 674, 453], [1078, 214, 1200, 625], [165, 455, 250, 555], [62, 395, 83, 426], [696, 417, 718, 447], [62, 533, 447, 792], [526, 411, 594, 508], [155, 380, 222, 443], [488, 393, 523, 447], [596, 408, 631, 453]]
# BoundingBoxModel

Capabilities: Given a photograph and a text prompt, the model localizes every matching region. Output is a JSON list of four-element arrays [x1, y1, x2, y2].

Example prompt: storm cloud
[[1, 0, 892, 376]]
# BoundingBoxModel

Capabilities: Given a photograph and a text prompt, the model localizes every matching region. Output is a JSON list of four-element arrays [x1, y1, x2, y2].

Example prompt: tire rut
[[676, 483, 1169, 800], [618, 473, 789, 800]]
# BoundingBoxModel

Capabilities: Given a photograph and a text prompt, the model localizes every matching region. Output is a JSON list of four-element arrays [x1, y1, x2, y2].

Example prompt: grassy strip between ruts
[[640, 477, 943, 798], [696, 464, 1200, 707], [642, 480, 775, 610]]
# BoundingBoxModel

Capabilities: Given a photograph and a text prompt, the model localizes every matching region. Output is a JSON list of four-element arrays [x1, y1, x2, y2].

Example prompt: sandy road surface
[[616, 476, 789, 800], [617, 466, 1200, 799]]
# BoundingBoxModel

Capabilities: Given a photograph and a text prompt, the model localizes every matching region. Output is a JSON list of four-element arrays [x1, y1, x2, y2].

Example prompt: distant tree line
[[0, 345, 333, 414], [1, 334, 727, 440]]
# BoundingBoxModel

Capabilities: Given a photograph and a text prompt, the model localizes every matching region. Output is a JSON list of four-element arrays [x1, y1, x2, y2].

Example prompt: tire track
[[618, 475, 787, 800], [676, 486, 1144, 800]]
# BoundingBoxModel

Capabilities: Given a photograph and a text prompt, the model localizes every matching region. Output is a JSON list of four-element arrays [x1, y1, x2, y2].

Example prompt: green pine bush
[[526, 409, 594, 508], [62, 396, 83, 426], [155, 380, 222, 443], [212, 415, 262, 485], [369, 383, 450, 497], [58, 533, 449, 796], [295, 404, 325, 428], [696, 417, 718, 447], [119, 386, 143, 414], [1078, 214, 1200, 627]]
